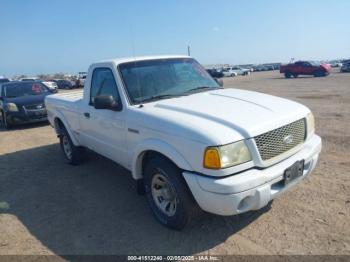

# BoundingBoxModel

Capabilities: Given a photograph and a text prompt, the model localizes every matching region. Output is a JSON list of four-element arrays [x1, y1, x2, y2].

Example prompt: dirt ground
[[0, 69, 349, 257]]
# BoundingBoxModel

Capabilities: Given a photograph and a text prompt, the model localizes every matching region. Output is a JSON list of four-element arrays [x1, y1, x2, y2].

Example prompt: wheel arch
[[131, 139, 193, 180], [53, 113, 79, 146]]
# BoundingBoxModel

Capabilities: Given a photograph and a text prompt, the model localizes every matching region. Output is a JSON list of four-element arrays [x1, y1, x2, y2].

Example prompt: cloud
[[212, 27, 220, 32]]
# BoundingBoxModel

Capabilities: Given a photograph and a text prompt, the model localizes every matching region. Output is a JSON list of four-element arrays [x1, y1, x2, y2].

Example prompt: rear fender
[[53, 110, 79, 146]]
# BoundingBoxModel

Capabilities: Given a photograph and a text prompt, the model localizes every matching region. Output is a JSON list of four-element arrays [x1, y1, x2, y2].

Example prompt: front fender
[[131, 139, 193, 180]]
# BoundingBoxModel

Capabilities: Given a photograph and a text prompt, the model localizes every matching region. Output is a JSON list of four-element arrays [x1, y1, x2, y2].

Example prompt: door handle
[[84, 112, 90, 118]]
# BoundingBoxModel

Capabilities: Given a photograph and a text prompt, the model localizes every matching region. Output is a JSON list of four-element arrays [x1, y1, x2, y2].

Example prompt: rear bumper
[[183, 134, 322, 216]]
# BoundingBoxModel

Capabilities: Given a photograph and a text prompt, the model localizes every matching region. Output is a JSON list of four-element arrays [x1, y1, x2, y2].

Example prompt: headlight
[[6, 103, 19, 112], [203, 141, 252, 169], [306, 112, 315, 136]]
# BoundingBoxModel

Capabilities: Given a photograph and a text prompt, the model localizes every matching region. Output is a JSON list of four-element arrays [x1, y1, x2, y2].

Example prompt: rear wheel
[[59, 126, 85, 165], [285, 72, 291, 78], [144, 156, 198, 230], [231, 73, 236, 77]]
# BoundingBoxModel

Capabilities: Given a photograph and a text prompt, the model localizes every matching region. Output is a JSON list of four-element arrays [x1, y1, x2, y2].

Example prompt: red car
[[280, 61, 331, 78]]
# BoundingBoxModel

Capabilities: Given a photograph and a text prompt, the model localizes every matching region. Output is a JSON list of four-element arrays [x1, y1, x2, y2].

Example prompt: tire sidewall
[[60, 129, 74, 162], [0, 111, 9, 129], [144, 158, 192, 229]]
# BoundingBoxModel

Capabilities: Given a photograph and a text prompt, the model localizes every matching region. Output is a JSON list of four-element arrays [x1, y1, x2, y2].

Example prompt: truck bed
[[45, 90, 84, 131], [49, 89, 84, 102]]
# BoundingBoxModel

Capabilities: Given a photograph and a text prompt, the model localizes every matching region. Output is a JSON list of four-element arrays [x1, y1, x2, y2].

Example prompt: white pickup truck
[[46, 55, 322, 229]]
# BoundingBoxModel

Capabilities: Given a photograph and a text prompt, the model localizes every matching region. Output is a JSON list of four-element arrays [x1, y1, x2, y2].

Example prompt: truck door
[[302, 62, 314, 75], [79, 67, 128, 167]]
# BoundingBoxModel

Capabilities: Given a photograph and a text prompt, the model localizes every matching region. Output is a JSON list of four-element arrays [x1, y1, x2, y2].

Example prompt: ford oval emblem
[[283, 134, 294, 144]]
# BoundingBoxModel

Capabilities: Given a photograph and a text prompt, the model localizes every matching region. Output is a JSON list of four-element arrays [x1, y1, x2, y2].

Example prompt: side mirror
[[94, 95, 119, 110], [215, 78, 224, 87]]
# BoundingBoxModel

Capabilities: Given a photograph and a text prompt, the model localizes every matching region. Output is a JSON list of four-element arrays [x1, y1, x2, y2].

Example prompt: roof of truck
[[96, 55, 191, 66]]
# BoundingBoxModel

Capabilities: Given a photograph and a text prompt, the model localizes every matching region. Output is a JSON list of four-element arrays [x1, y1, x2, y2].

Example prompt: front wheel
[[314, 70, 325, 77], [144, 156, 198, 230], [0, 111, 10, 129]]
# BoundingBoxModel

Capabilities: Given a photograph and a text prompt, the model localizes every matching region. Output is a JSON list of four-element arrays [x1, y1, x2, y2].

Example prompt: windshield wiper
[[184, 86, 219, 94], [139, 94, 184, 104]]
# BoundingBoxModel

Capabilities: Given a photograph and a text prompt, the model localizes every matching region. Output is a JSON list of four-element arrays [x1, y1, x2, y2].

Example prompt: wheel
[[285, 72, 291, 78], [231, 73, 236, 77], [59, 126, 85, 165], [314, 70, 325, 77], [144, 156, 198, 230], [293, 74, 298, 78], [0, 110, 10, 129]]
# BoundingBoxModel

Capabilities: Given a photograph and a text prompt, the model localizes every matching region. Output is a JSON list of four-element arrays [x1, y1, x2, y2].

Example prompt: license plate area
[[284, 160, 304, 186]]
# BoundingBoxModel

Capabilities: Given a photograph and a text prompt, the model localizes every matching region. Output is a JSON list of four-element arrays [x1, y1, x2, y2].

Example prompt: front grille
[[254, 119, 306, 161], [23, 103, 45, 111]]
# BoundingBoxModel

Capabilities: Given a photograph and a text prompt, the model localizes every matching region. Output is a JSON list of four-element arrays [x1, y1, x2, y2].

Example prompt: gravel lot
[[0, 70, 349, 256]]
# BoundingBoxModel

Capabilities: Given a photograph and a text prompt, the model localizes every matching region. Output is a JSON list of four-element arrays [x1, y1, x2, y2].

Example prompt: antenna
[[129, 23, 136, 58], [187, 45, 191, 56]]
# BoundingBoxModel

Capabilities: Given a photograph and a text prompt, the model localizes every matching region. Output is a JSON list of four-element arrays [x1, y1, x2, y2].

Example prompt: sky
[[0, 0, 349, 76]]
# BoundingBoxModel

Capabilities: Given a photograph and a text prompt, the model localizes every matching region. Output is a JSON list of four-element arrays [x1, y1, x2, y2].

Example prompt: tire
[[0, 110, 10, 129], [59, 126, 85, 165], [314, 70, 325, 77], [144, 156, 198, 230], [231, 73, 236, 77], [293, 74, 298, 78], [285, 72, 291, 78]]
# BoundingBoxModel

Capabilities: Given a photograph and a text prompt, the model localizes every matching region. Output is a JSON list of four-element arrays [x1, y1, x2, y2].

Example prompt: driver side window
[[90, 68, 121, 106]]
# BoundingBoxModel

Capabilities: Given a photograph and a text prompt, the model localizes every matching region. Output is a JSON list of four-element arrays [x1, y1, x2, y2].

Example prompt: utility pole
[[187, 45, 191, 56]]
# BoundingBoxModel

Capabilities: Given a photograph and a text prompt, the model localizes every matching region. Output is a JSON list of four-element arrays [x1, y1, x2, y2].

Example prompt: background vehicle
[[41, 81, 58, 93], [252, 65, 269, 71], [340, 62, 350, 72], [0, 81, 51, 128], [76, 72, 87, 87], [280, 61, 331, 78], [0, 78, 10, 84], [46, 55, 321, 230], [51, 79, 75, 89], [229, 66, 251, 76], [20, 77, 39, 81], [222, 68, 238, 77], [206, 69, 224, 78]]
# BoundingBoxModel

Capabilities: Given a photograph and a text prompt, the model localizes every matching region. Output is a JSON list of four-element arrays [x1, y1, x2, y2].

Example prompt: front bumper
[[6, 110, 48, 125], [183, 134, 322, 216]]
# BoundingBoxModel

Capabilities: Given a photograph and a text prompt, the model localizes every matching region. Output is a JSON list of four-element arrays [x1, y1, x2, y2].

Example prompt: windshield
[[119, 58, 220, 104], [4, 82, 48, 98], [308, 61, 321, 66]]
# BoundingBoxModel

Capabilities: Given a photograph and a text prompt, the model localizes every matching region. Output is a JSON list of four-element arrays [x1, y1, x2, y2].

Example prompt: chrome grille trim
[[23, 103, 45, 111], [254, 119, 306, 161]]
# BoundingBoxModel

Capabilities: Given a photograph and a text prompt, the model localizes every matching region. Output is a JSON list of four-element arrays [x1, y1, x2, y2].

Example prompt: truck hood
[[134, 88, 310, 145]]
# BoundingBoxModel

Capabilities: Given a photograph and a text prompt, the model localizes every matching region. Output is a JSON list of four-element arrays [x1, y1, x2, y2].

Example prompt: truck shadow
[[0, 144, 270, 255]]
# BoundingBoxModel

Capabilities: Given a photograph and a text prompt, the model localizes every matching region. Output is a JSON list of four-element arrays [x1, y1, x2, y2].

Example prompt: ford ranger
[[45, 55, 322, 229]]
